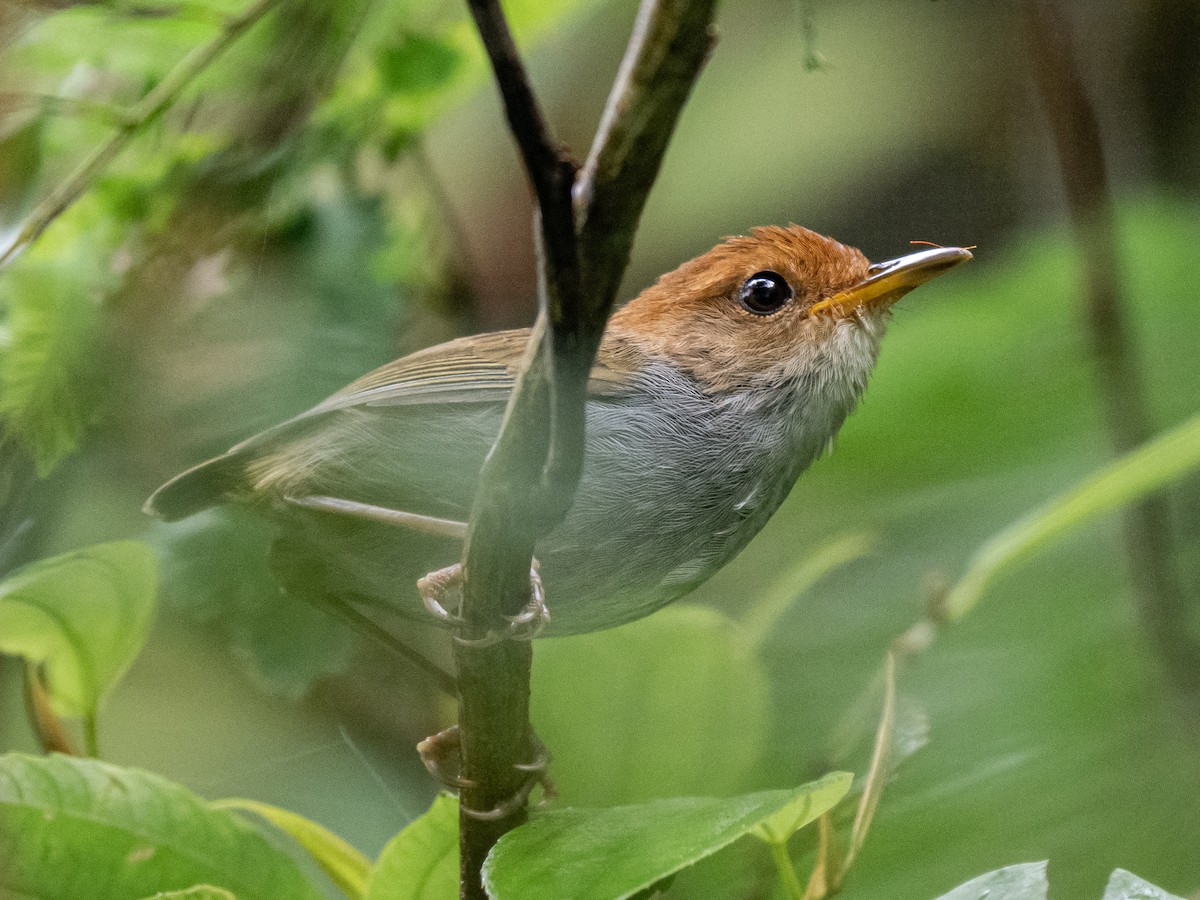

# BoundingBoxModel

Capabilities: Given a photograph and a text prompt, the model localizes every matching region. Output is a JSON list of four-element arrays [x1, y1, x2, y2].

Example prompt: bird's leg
[[417, 725, 555, 819], [418, 561, 550, 645], [283, 494, 468, 539], [416, 725, 474, 790], [282, 494, 549, 640]]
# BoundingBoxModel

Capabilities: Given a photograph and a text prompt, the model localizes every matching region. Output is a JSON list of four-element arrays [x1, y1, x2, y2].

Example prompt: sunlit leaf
[[483, 774, 852, 900], [0, 753, 322, 900], [0, 540, 156, 718], [932, 862, 1049, 900], [215, 799, 370, 900], [364, 794, 458, 900], [532, 605, 770, 805], [1102, 869, 1186, 900], [943, 412, 1200, 620]]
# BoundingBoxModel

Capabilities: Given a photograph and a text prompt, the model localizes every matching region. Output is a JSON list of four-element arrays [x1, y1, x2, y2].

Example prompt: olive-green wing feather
[[145, 327, 648, 521]]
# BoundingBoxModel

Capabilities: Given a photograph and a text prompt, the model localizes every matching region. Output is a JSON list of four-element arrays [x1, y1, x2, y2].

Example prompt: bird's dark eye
[[738, 271, 793, 315]]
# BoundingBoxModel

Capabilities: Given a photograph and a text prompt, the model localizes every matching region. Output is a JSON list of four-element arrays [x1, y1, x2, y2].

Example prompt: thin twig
[[1023, 0, 1200, 715], [0, 0, 283, 272], [451, 0, 719, 894]]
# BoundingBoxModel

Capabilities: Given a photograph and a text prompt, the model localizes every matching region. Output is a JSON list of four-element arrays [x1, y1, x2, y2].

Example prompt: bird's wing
[[301, 327, 646, 415]]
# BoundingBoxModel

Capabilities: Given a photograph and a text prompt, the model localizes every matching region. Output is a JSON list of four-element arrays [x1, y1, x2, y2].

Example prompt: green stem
[[769, 840, 807, 900], [83, 713, 100, 758], [0, 0, 283, 271]]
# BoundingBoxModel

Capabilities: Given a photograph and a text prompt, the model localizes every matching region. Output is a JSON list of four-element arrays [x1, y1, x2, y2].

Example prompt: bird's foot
[[416, 725, 555, 820], [417, 561, 549, 646]]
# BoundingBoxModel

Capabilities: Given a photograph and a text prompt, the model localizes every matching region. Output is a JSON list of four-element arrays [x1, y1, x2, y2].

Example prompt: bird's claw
[[417, 725, 475, 790], [416, 726, 555, 820], [417, 561, 549, 645]]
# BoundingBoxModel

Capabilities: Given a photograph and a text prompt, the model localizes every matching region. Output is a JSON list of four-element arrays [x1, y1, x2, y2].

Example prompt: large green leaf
[[482, 773, 852, 900], [532, 605, 771, 805], [0, 540, 156, 718], [0, 753, 322, 900], [216, 798, 370, 900], [364, 794, 459, 900], [1102, 869, 1186, 900], [932, 862, 1049, 900]]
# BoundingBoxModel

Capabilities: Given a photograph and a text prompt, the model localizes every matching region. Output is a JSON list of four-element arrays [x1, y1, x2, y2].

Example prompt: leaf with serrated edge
[[483, 774, 852, 900], [1102, 869, 1186, 900], [365, 793, 458, 900], [0, 541, 156, 717], [0, 753, 321, 900], [215, 799, 370, 900], [933, 862, 1049, 900]]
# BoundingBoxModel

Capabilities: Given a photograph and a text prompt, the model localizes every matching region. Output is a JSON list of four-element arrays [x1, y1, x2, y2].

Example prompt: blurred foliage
[[0, 541, 155, 726], [0, 0, 1198, 898]]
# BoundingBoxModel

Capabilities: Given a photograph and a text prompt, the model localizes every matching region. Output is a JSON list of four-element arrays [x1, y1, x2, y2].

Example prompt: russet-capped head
[[610, 225, 971, 392]]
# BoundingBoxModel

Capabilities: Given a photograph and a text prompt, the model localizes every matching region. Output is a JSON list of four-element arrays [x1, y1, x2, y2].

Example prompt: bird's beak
[[808, 246, 972, 318]]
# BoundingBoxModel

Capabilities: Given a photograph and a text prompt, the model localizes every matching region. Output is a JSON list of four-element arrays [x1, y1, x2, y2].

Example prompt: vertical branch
[[1023, 0, 1200, 711], [451, 0, 719, 895]]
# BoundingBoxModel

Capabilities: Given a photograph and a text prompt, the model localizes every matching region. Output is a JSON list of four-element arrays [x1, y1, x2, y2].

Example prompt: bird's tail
[[143, 452, 246, 521]]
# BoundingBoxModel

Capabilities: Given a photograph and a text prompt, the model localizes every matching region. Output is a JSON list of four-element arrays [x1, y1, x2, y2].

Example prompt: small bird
[[146, 226, 970, 637]]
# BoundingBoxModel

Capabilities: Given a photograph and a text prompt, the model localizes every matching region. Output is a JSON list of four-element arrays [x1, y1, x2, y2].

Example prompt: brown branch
[[1023, 0, 1200, 714], [450, 0, 719, 894]]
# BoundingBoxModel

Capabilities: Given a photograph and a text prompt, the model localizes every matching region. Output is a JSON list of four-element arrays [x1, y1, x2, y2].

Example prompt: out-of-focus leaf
[[0, 753, 322, 900], [741, 531, 873, 647], [316, 0, 600, 151], [364, 794, 458, 900], [932, 862, 1049, 900], [0, 540, 155, 718], [139, 888, 237, 900], [943, 412, 1200, 620], [216, 799, 370, 900], [1102, 869, 1186, 900], [483, 774, 852, 900], [153, 510, 356, 698], [532, 605, 770, 805], [0, 239, 110, 475]]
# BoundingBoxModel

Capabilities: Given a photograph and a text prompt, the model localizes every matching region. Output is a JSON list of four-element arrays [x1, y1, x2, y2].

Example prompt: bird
[[145, 225, 970, 638]]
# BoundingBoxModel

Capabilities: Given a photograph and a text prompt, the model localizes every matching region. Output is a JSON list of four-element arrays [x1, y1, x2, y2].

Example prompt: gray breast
[[536, 360, 849, 634]]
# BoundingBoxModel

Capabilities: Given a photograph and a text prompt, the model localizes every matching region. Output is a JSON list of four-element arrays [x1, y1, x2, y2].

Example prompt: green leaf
[[140, 888, 237, 900], [364, 793, 458, 900], [0, 254, 107, 476], [943, 412, 1200, 620], [932, 862, 1049, 900], [215, 799, 370, 900], [154, 510, 356, 698], [749, 773, 855, 846], [741, 531, 873, 646], [0, 753, 322, 900], [532, 605, 771, 805], [482, 773, 853, 900], [1102, 869, 1186, 900], [0, 540, 156, 718]]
